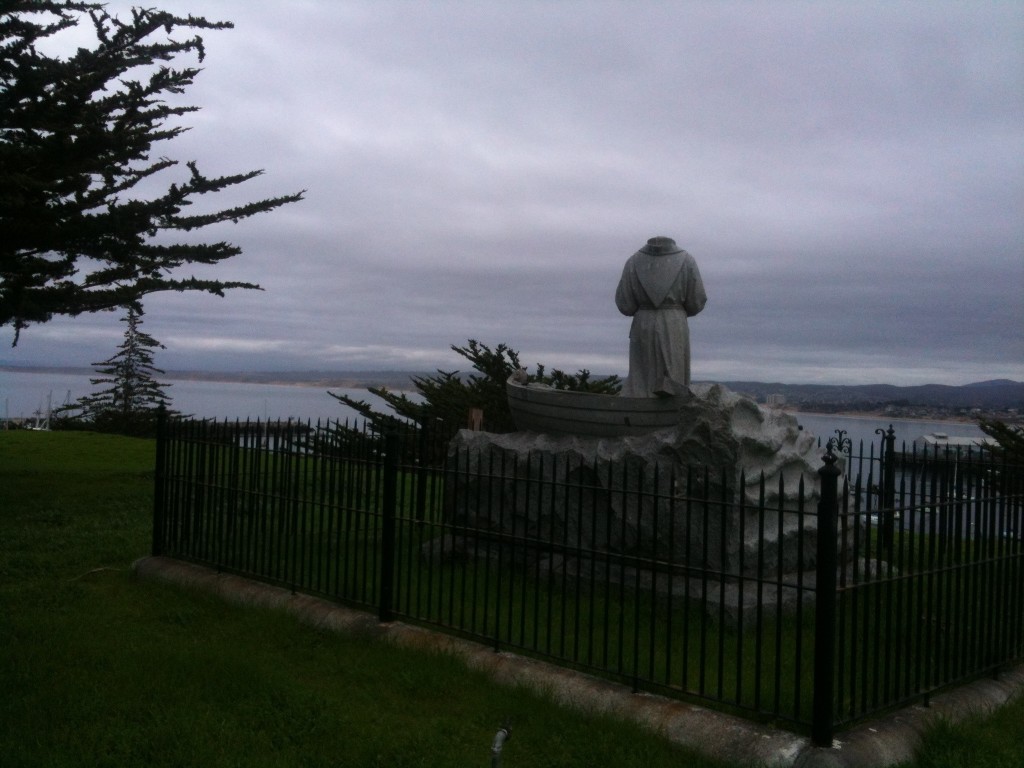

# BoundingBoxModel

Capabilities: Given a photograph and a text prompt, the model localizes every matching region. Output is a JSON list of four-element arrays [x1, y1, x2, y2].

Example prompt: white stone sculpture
[[615, 236, 707, 397]]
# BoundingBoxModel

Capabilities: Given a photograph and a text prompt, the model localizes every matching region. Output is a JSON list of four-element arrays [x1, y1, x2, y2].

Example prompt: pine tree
[[64, 303, 173, 434], [1, 1, 304, 344]]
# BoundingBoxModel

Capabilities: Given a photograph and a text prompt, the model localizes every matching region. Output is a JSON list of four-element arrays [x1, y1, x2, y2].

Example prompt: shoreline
[[3, 367, 1017, 424], [783, 408, 979, 425], [1, 365, 419, 392]]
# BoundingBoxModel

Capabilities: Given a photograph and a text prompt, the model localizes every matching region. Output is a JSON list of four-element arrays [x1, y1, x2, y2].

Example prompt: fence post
[[812, 444, 842, 748], [379, 430, 398, 623], [152, 404, 167, 556], [415, 422, 429, 523], [876, 425, 897, 554]]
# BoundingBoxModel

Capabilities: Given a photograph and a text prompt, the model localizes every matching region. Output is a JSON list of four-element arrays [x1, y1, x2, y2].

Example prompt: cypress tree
[[979, 419, 1024, 466], [1, 1, 304, 344]]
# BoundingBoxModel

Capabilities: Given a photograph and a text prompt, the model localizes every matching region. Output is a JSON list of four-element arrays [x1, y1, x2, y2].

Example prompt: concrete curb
[[132, 555, 1023, 768]]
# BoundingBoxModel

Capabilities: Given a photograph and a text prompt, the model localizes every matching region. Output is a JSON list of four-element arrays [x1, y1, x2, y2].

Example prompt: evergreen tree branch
[[1, 1, 305, 344]]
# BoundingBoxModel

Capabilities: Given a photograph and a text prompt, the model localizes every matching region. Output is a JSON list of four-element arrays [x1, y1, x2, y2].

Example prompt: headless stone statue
[[615, 236, 707, 397]]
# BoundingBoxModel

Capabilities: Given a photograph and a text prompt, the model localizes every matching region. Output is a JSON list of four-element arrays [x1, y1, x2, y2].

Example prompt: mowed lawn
[[1, 430, 1021, 768]]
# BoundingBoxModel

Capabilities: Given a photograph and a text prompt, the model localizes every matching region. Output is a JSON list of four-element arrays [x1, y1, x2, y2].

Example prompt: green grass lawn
[[1, 430, 1021, 768]]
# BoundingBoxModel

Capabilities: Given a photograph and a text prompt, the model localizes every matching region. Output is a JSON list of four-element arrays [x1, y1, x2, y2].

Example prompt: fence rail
[[152, 415, 1024, 745]]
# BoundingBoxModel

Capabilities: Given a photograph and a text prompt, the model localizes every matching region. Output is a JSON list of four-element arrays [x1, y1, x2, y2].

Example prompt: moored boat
[[505, 375, 686, 437]]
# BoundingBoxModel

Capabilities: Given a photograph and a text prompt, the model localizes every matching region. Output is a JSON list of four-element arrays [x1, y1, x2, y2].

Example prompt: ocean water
[[1, 369, 987, 446], [0, 370, 387, 424], [790, 411, 984, 451]]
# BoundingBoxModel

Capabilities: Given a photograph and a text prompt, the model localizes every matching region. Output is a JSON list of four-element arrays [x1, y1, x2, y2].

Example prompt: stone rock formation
[[441, 383, 822, 580]]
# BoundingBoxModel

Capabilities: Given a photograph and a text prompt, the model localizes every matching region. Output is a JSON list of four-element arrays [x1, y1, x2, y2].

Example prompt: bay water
[[0, 370, 383, 424], [788, 411, 984, 452], [1, 370, 986, 447]]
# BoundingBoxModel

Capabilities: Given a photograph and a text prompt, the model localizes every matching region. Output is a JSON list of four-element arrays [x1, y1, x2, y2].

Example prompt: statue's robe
[[615, 248, 707, 397]]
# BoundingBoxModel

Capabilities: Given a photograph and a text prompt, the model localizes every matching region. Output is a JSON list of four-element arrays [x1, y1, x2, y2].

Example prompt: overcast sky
[[5, 0, 1023, 385]]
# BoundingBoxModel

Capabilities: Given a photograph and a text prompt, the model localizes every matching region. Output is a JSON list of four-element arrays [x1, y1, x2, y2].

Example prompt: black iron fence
[[152, 415, 1023, 746]]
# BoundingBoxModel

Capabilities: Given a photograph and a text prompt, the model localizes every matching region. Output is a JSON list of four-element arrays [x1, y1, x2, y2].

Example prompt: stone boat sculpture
[[505, 374, 687, 437]]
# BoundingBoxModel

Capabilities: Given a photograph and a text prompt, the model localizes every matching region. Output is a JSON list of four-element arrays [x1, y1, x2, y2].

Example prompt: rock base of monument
[[430, 384, 829, 624]]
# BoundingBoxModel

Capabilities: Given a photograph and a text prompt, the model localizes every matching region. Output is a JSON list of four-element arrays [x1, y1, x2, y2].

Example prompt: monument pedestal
[[437, 385, 824, 620]]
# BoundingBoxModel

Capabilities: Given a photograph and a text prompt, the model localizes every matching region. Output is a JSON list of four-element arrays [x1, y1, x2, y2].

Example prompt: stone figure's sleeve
[[615, 259, 639, 316], [682, 255, 707, 317]]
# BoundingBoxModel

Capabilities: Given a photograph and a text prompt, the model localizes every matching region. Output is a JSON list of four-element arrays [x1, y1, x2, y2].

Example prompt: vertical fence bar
[[812, 448, 841, 747], [680, 465, 693, 692], [716, 467, 728, 701], [415, 423, 429, 523], [562, 453, 573, 662], [753, 471, 764, 712], [161, 416, 180, 554], [632, 462, 646, 691], [585, 454, 600, 667], [773, 473, 785, 717], [664, 466, 677, 686], [793, 474, 806, 722], [878, 426, 896, 555], [152, 405, 168, 556], [493, 447, 508, 652], [379, 430, 398, 622]]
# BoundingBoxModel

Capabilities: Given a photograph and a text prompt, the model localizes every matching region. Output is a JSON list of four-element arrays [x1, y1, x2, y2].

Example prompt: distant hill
[[160, 369, 425, 389], [0, 364, 424, 391], [712, 380, 1024, 411], [4, 363, 1022, 411]]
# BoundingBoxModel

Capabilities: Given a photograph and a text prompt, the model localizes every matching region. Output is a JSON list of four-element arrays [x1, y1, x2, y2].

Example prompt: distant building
[[766, 393, 786, 407], [914, 432, 996, 452]]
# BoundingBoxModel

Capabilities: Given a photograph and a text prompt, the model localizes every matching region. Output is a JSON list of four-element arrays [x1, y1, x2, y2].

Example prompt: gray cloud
[[4, 0, 1022, 386]]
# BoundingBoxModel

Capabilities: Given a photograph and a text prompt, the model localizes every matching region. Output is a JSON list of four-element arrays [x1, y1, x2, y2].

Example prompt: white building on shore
[[914, 432, 996, 452]]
